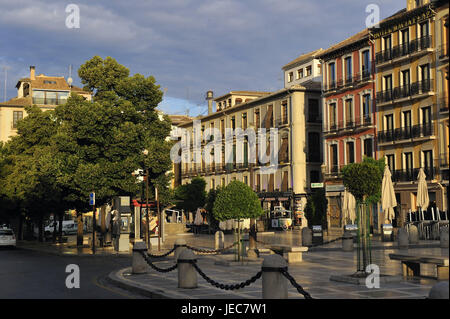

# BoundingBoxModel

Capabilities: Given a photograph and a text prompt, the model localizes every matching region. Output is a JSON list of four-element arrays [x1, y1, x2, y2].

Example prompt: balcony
[[324, 115, 374, 135], [392, 167, 436, 182], [375, 35, 433, 65], [323, 67, 374, 93], [377, 123, 434, 145], [376, 79, 433, 105]]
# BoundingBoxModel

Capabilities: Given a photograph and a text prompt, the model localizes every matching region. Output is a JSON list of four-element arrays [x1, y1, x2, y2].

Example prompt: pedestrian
[[112, 211, 121, 253]]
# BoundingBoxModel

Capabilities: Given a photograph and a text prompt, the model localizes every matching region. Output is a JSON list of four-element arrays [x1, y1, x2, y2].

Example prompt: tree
[[205, 186, 224, 231], [213, 181, 263, 261], [304, 189, 328, 228], [174, 176, 207, 213], [341, 157, 385, 274]]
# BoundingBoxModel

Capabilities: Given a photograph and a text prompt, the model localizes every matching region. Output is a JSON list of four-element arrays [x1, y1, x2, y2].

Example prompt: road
[[0, 247, 146, 299]]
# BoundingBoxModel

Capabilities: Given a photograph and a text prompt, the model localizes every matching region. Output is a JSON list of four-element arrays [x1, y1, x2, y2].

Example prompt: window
[[420, 64, 430, 91], [308, 132, 320, 162], [385, 114, 394, 131], [256, 174, 261, 191], [235, 98, 242, 105], [244, 175, 248, 185], [297, 69, 303, 79], [387, 154, 395, 172], [43, 80, 56, 84], [306, 66, 312, 76], [266, 105, 273, 128], [401, 29, 410, 55], [329, 103, 337, 130], [217, 102, 222, 111], [361, 50, 370, 76], [279, 136, 289, 163], [288, 72, 294, 82], [220, 119, 225, 137], [231, 116, 236, 130], [401, 70, 411, 97], [254, 109, 260, 128], [282, 101, 288, 124], [423, 150, 433, 177], [383, 35, 392, 51], [345, 99, 353, 127], [404, 152, 413, 179], [329, 63, 336, 86], [12, 111, 23, 128], [330, 144, 338, 173], [363, 138, 373, 158], [403, 110, 412, 128], [346, 141, 355, 163], [362, 94, 371, 122], [308, 99, 320, 123], [345, 57, 352, 82], [420, 21, 430, 48], [421, 106, 431, 125], [242, 113, 247, 129]]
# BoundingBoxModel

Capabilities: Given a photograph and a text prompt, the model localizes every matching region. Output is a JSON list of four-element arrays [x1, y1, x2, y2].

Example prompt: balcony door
[[403, 110, 412, 138], [330, 144, 338, 173], [423, 150, 433, 179], [361, 50, 370, 77], [404, 152, 413, 180], [420, 64, 430, 92], [401, 28, 410, 55], [401, 70, 410, 97]]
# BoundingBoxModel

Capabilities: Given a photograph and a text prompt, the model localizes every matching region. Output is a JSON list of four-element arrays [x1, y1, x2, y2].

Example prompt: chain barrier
[[190, 260, 262, 290], [306, 236, 344, 248], [139, 251, 178, 273], [280, 268, 313, 299], [186, 241, 238, 254], [146, 246, 177, 258]]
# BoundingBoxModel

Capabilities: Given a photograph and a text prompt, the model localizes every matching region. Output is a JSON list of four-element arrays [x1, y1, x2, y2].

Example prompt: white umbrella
[[381, 165, 397, 223], [342, 189, 356, 224], [416, 168, 429, 220], [194, 208, 204, 225]]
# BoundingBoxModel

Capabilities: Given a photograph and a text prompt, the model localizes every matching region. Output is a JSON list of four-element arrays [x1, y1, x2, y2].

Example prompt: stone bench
[[268, 245, 308, 263], [389, 254, 449, 280]]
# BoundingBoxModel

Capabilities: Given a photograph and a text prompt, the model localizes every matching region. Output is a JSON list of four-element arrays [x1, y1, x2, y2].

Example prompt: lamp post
[[143, 149, 150, 249], [247, 123, 257, 258]]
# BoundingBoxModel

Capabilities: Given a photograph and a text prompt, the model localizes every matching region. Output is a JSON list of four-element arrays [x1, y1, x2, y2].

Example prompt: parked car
[[0, 227, 16, 247], [44, 220, 78, 236]]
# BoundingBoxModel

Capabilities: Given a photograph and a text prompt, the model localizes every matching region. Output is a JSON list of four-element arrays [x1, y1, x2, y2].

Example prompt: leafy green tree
[[205, 186, 224, 231], [174, 176, 207, 213], [213, 181, 263, 221]]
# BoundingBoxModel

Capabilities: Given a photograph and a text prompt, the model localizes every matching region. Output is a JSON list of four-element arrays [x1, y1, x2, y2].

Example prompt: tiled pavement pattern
[[111, 232, 449, 299]]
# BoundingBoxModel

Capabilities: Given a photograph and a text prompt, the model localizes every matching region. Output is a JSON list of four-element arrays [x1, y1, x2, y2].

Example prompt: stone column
[[262, 254, 288, 299], [177, 249, 197, 289], [174, 238, 187, 260], [214, 231, 225, 250], [132, 241, 148, 274]]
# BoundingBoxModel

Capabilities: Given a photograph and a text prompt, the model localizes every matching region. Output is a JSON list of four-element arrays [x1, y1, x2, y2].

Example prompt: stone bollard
[[408, 225, 419, 244], [174, 238, 187, 261], [440, 228, 449, 248], [342, 231, 354, 252], [262, 254, 288, 299], [177, 248, 197, 289], [214, 231, 225, 250], [132, 241, 148, 274], [397, 228, 409, 249], [302, 227, 312, 246], [428, 281, 449, 299]]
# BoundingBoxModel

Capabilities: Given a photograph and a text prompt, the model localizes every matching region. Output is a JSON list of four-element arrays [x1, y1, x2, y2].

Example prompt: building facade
[[319, 29, 377, 234], [0, 66, 92, 143], [371, 0, 448, 227]]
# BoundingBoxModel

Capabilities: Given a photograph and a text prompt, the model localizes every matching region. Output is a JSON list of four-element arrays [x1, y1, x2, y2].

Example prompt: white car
[[0, 228, 16, 247]]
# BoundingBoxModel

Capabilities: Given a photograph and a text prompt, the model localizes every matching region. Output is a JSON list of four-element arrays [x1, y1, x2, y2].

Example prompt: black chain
[[280, 269, 313, 299], [139, 251, 178, 273], [146, 246, 177, 258], [186, 241, 238, 254], [191, 261, 262, 290], [307, 236, 344, 248]]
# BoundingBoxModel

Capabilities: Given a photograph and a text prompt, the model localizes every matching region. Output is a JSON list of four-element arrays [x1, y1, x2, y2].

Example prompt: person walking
[[112, 211, 121, 253]]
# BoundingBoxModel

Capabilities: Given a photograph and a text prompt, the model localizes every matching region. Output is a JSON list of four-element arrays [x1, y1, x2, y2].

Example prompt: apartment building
[[0, 66, 92, 143], [371, 0, 448, 227], [319, 29, 377, 234]]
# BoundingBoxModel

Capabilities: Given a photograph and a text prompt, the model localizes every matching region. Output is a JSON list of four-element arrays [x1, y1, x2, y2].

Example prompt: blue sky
[[0, 0, 405, 116]]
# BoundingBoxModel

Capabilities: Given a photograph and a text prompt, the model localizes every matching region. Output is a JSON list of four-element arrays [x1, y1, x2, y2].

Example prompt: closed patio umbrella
[[343, 189, 356, 224], [381, 165, 397, 223], [416, 168, 429, 221]]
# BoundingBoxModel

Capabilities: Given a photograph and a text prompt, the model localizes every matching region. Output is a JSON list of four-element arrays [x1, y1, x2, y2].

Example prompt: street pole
[[92, 203, 96, 255], [146, 169, 150, 249], [156, 187, 161, 251]]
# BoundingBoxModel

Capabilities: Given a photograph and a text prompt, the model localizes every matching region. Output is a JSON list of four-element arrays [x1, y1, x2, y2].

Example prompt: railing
[[375, 35, 433, 64], [392, 167, 436, 182], [376, 79, 432, 104], [438, 43, 449, 59], [323, 66, 374, 92], [377, 123, 434, 144], [324, 115, 374, 134]]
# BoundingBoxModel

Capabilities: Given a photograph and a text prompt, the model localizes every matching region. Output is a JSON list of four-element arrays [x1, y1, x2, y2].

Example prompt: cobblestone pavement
[[108, 231, 449, 299]]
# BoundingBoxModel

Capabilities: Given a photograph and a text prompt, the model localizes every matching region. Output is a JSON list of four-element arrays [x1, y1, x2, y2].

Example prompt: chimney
[[206, 90, 214, 115], [30, 66, 35, 80]]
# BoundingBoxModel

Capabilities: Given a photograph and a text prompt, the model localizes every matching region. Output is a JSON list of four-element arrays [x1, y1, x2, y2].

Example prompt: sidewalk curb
[[106, 268, 175, 299], [15, 244, 132, 258]]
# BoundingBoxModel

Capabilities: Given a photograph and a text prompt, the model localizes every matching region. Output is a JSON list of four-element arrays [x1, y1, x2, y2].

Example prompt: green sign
[[311, 183, 324, 188]]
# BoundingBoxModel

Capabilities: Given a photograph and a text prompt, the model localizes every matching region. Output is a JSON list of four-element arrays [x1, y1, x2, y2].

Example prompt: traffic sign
[[89, 192, 95, 206], [311, 182, 324, 188]]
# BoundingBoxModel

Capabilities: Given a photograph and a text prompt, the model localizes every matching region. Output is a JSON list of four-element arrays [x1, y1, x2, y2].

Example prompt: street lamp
[[142, 149, 150, 249]]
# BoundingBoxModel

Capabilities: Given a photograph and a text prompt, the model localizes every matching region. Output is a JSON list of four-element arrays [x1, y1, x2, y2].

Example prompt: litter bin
[[344, 224, 358, 243], [312, 225, 323, 245], [381, 224, 393, 242]]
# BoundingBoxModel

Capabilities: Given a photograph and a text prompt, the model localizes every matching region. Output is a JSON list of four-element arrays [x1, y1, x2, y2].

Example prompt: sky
[[0, 0, 405, 117]]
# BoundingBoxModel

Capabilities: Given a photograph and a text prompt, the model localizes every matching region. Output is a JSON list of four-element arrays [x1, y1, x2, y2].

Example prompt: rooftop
[[282, 48, 324, 70]]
